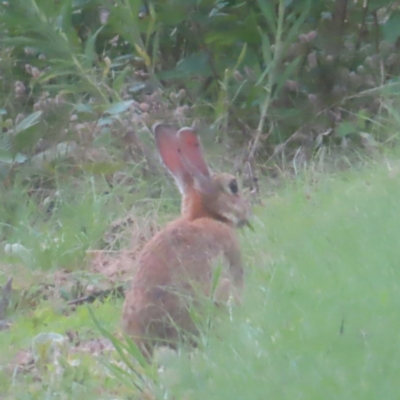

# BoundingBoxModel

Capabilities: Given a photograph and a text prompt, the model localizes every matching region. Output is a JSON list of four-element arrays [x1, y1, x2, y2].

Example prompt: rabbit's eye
[[228, 179, 238, 194]]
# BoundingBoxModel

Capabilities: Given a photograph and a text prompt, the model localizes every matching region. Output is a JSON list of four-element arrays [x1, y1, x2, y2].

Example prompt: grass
[[1, 158, 400, 398], [169, 161, 400, 400]]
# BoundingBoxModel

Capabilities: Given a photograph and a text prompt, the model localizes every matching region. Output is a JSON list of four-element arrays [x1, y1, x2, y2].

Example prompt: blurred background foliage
[[2, 2, 400, 395], [1, 0, 400, 188]]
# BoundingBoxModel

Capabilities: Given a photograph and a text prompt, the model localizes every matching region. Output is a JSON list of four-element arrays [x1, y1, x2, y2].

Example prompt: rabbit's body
[[122, 216, 243, 351], [122, 124, 251, 356]]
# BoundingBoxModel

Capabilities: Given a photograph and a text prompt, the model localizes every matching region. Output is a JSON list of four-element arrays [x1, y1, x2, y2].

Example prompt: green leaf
[[104, 100, 134, 115], [59, 0, 74, 37], [15, 111, 42, 134], [256, 38, 275, 86], [234, 42, 248, 71], [383, 11, 400, 44], [83, 26, 104, 69], [97, 117, 115, 126], [260, 31, 272, 67], [369, 0, 393, 11], [176, 51, 213, 78], [112, 66, 131, 94], [336, 121, 357, 137], [257, 0, 277, 31], [74, 103, 94, 113], [157, 4, 186, 25], [205, 32, 237, 46], [0, 149, 13, 164], [73, 0, 93, 6], [129, 83, 146, 93], [14, 153, 28, 163], [0, 150, 27, 165], [109, 0, 142, 49], [151, 25, 160, 68]]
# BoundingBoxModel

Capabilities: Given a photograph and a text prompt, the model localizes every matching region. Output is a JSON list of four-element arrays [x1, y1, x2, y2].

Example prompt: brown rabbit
[[121, 123, 251, 357]]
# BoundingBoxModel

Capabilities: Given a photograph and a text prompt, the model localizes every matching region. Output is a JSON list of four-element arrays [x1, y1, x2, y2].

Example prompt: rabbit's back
[[121, 217, 243, 351]]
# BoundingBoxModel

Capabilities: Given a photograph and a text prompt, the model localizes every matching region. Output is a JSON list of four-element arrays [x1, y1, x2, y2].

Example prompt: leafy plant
[[2, 0, 400, 178], [1, 0, 117, 102]]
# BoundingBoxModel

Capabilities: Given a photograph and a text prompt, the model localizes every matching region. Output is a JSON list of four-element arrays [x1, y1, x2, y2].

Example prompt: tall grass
[[159, 163, 400, 399], [2, 157, 400, 398]]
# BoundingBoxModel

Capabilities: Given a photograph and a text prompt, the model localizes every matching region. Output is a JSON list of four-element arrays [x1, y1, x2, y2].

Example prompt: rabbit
[[121, 123, 251, 357]]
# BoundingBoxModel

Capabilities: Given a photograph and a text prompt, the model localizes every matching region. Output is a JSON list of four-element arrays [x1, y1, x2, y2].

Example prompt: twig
[[355, 0, 369, 50], [0, 277, 13, 321], [67, 285, 126, 306]]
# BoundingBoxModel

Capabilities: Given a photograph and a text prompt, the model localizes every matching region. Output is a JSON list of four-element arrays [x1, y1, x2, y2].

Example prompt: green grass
[[2, 161, 400, 398], [163, 162, 400, 399]]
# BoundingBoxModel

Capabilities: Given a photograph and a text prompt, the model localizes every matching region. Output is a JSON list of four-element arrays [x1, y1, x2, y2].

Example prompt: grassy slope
[[167, 163, 400, 400], [1, 161, 400, 398]]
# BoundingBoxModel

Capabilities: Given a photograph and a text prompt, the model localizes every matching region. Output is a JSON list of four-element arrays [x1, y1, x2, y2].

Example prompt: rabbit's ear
[[177, 128, 211, 179], [153, 123, 192, 193], [177, 127, 214, 195]]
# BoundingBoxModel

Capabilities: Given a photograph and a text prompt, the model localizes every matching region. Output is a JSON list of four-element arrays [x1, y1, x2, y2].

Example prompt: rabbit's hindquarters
[[121, 217, 243, 354]]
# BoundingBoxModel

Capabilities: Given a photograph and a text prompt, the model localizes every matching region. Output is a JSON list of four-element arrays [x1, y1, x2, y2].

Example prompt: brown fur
[[121, 124, 251, 357]]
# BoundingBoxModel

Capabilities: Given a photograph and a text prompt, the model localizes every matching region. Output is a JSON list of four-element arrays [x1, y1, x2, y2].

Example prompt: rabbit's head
[[154, 123, 251, 228]]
